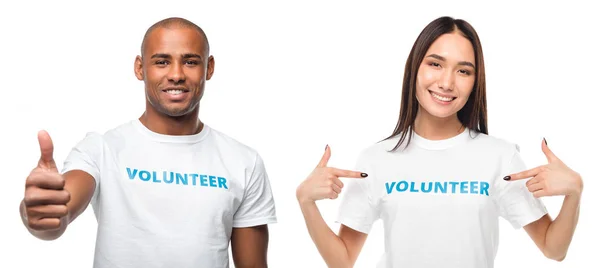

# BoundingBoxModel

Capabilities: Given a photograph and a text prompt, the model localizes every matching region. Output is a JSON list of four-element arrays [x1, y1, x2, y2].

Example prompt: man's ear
[[134, 55, 144, 81], [206, 55, 215, 80]]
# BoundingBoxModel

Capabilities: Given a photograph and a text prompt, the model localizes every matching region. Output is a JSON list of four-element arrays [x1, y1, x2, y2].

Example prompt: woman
[[296, 16, 583, 268]]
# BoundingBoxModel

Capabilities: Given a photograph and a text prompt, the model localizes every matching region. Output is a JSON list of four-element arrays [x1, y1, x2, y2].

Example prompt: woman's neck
[[413, 108, 464, 140]]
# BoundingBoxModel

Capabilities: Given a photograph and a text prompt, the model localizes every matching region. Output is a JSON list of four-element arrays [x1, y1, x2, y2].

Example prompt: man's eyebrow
[[182, 53, 203, 60], [150, 53, 171, 59], [149, 53, 203, 60]]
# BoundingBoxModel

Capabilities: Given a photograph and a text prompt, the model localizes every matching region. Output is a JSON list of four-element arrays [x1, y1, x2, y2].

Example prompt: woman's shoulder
[[470, 131, 522, 154]]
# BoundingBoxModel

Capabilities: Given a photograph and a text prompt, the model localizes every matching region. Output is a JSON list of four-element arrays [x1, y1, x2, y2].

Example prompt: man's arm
[[20, 131, 98, 241], [21, 170, 96, 240], [231, 225, 269, 268]]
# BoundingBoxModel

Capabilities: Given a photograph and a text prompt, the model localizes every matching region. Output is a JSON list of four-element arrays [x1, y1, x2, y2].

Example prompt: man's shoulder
[[207, 126, 260, 159], [71, 120, 136, 147]]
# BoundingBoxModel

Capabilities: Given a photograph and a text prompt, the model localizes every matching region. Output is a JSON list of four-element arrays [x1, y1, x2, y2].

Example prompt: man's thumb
[[37, 130, 56, 169]]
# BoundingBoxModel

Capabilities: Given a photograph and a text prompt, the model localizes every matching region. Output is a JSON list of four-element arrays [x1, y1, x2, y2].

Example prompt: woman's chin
[[420, 105, 459, 119]]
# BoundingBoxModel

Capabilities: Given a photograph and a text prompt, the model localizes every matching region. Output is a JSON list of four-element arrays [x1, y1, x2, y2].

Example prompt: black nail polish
[[361, 173, 368, 177], [325, 144, 328, 150], [503, 176, 511, 181], [544, 138, 547, 145]]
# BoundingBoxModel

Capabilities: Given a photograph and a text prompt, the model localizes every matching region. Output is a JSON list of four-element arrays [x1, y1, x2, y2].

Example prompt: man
[[19, 17, 277, 268]]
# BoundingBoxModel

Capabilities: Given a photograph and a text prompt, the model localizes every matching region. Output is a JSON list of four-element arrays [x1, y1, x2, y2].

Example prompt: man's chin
[[147, 99, 199, 118], [162, 109, 192, 118], [154, 103, 193, 117]]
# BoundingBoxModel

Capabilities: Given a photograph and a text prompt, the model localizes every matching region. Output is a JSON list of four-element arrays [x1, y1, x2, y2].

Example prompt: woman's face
[[415, 32, 476, 120]]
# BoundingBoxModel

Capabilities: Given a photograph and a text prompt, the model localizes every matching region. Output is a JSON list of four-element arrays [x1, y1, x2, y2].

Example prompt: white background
[[1, 0, 598, 267]]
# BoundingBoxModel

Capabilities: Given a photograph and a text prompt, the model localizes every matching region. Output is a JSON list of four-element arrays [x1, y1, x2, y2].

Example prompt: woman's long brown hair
[[384, 16, 488, 151]]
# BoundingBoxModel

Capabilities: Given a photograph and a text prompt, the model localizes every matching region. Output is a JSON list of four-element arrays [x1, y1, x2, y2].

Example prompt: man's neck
[[139, 107, 203, 136]]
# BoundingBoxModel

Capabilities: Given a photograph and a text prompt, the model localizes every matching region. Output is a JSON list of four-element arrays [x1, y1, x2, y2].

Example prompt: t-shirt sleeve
[[495, 144, 548, 229], [232, 153, 277, 228], [61, 132, 103, 202], [336, 150, 379, 234]]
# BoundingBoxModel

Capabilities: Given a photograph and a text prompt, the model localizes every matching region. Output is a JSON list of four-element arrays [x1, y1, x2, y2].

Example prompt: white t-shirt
[[337, 128, 547, 268], [61, 119, 277, 268]]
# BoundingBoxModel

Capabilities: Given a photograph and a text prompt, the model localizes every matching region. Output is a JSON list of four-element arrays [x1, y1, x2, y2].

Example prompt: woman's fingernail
[[325, 144, 328, 150], [544, 138, 547, 145], [361, 173, 368, 177], [503, 176, 511, 181]]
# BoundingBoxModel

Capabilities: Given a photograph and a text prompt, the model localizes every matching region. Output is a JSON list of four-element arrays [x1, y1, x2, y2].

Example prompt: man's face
[[135, 27, 214, 117]]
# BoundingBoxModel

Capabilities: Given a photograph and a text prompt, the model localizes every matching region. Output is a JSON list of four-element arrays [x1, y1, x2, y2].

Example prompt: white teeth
[[431, 91, 453, 102], [166, 90, 183, 95]]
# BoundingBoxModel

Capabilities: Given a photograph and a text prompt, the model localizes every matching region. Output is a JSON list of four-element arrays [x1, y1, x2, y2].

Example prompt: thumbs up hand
[[36, 130, 59, 172], [296, 145, 368, 204], [505, 139, 583, 198], [23, 131, 71, 231]]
